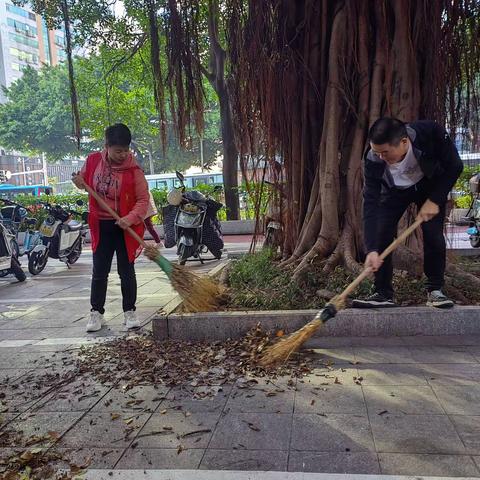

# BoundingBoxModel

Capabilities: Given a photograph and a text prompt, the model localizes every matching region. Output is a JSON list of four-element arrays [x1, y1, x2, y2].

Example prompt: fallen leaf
[[111, 413, 120, 420]]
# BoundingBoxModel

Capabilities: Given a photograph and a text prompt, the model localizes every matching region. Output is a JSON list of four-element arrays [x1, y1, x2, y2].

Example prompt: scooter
[[0, 219, 26, 282], [464, 173, 480, 248], [166, 171, 224, 265], [28, 193, 87, 275]]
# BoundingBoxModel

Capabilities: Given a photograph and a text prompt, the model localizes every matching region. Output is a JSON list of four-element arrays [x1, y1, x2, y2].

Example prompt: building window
[[6, 4, 35, 21], [54, 34, 65, 47], [9, 32, 39, 49], [7, 18, 37, 38], [9, 47, 38, 65]]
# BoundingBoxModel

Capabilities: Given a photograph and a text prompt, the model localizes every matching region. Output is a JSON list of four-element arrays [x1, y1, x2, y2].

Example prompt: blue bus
[[145, 172, 223, 191], [0, 184, 51, 199]]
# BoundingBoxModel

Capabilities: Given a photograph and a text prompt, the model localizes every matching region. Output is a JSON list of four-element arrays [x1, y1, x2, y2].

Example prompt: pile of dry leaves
[[77, 325, 313, 390]]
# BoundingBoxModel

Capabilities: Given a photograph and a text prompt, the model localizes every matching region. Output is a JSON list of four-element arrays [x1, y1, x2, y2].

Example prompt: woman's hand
[[116, 216, 132, 230], [72, 172, 86, 190]]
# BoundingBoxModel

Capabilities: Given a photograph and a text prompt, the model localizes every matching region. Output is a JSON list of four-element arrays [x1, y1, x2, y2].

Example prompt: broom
[[83, 183, 222, 312], [259, 217, 424, 366]]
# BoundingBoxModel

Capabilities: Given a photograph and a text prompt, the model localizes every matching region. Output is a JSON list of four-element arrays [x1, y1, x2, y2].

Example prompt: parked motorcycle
[[0, 198, 41, 257], [28, 193, 87, 275], [164, 171, 224, 265], [0, 212, 26, 282]]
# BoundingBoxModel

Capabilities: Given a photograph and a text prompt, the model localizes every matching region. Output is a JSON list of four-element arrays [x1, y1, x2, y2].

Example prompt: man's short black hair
[[105, 123, 131, 147], [368, 117, 407, 145]]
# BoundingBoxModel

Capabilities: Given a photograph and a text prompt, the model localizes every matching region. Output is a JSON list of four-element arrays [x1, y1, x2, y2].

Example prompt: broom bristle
[[259, 318, 323, 366], [144, 245, 223, 313], [171, 264, 223, 312], [259, 296, 348, 367]]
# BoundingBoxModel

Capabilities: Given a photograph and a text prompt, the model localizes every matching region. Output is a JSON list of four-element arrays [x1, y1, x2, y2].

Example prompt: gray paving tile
[[0, 412, 84, 447], [51, 447, 124, 469], [421, 363, 480, 386], [288, 451, 380, 474], [408, 346, 477, 364], [363, 385, 444, 415], [209, 413, 291, 451], [33, 378, 111, 412], [353, 347, 415, 364], [200, 449, 288, 471], [160, 385, 231, 414], [298, 366, 359, 387], [92, 385, 169, 413], [226, 379, 294, 414], [356, 364, 428, 385], [401, 335, 480, 346], [432, 385, 480, 415], [378, 453, 480, 476], [294, 385, 365, 415], [136, 411, 219, 449], [370, 414, 466, 454], [307, 348, 356, 365], [474, 456, 480, 471], [290, 414, 374, 452], [116, 447, 204, 469], [449, 415, 480, 454], [60, 412, 150, 448], [0, 368, 31, 383], [350, 337, 407, 347]]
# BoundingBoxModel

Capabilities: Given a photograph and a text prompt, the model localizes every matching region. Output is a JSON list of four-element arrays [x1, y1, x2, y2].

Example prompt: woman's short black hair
[[105, 123, 132, 147], [368, 117, 407, 145]]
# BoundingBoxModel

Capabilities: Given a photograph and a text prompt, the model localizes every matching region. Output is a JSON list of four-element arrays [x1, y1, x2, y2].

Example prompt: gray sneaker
[[427, 290, 454, 309]]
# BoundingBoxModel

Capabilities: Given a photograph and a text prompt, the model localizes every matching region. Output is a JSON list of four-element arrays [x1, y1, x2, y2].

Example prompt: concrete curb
[[83, 470, 478, 480], [152, 306, 480, 341]]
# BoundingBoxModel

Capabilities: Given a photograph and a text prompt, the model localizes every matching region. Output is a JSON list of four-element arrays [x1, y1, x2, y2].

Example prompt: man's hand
[[72, 172, 86, 190], [417, 199, 440, 222], [365, 251, 383, 272], [116, 216, 132, 230]]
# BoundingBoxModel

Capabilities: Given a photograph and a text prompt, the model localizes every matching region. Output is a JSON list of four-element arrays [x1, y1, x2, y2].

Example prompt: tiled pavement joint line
[[83, 469, 480, 480], [359, 382, 381, 473]]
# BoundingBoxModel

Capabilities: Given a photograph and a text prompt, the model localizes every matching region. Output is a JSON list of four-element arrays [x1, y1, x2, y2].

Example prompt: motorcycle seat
[[66, 220, 83, 232]]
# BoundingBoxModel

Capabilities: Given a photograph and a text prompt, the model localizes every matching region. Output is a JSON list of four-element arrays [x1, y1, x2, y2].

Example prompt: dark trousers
[[374, 178, 446, 299], [91, 220, 137, 314]]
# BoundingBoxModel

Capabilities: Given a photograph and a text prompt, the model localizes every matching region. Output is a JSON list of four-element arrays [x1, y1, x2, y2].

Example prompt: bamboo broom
[[259, 218, 424, 366], [83, 183, 223, 312]]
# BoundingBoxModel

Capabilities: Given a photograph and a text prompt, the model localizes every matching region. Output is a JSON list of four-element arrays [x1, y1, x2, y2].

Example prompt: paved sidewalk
[[1, 240, 480, 477], [1, 334, 480, 477]]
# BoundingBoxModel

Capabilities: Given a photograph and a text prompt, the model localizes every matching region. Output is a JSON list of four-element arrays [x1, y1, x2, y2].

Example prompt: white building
[[0, 1, 66, 102]]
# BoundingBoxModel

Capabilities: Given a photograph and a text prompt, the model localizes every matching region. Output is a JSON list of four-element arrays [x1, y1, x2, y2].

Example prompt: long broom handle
[[82, 183, 148, 248], [338, 217, 423, 300]]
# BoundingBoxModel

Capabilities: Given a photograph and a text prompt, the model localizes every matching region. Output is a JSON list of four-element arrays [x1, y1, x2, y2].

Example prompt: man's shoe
[[124, 310, 141, 329], [352, 292, 396, 308], [427, 290, 454, 309], [86, 311, 104, 332]]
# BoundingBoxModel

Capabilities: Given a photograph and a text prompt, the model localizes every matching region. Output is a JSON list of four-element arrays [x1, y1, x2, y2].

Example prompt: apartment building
[[0, 0, 66, 102]]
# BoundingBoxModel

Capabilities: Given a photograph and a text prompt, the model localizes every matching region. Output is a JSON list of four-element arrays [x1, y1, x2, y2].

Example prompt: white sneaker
[[124, 310, 141, 329], [86, 311, 104, 332]]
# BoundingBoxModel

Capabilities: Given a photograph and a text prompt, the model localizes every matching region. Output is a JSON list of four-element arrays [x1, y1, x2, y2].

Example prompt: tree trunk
[[226, 0, 479, 277], [205, 0, 240, 220]]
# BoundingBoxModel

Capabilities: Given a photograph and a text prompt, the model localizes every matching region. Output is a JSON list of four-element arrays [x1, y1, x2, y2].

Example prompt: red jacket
[[82, 151, 149, 262]]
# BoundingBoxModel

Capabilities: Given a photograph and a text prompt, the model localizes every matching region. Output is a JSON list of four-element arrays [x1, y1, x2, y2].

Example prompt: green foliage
[[228, 249, 310, 310], [0, 66, 80, 160], [13, 192, 88, 228], [453, 165, 480, 208]]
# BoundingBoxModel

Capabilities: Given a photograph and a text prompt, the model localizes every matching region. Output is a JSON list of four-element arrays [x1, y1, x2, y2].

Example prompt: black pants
[[91, 220, 137, 314], [374, 178, 446, 299]]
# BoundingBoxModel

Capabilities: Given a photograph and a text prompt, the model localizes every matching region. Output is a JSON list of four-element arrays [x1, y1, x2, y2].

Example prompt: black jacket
[[363, 120, 463, 253]]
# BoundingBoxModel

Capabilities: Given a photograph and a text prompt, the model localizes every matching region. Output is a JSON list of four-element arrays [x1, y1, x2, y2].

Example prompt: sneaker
[[427, 290, 454, 309], [86, 311, 104, 332], [124, 310, 141, 329], [352, 292, 396, 308]]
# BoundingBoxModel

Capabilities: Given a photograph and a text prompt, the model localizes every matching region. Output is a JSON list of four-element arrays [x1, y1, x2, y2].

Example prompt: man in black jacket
[[353, 117, 463, 309]]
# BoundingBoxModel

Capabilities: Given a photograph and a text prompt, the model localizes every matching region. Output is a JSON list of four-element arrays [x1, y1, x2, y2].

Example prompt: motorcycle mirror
[[44, 187, 51, 195], [175, 171, 185, 183], [76, 199, 84, 206], [213, 185, 223, 192]]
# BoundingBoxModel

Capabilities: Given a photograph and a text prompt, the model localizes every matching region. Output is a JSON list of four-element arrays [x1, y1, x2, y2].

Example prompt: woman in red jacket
[[72, 124, 149, 332]]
